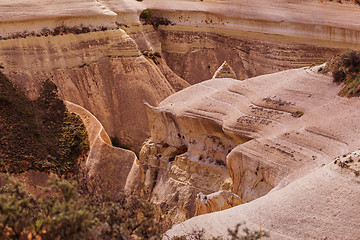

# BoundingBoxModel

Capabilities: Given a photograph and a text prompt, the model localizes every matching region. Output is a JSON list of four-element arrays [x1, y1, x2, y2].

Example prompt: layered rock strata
[[144, 0, 360, 84], [3, 0, 360, 152], [134, 137, 234, 224], [0, 0, 117, 38], [134, 66, 360, 223], [0, 0, 190, 152], [1, 29, 178, 151]]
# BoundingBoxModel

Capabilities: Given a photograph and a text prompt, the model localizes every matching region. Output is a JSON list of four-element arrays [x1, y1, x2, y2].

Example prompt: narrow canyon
[[0, 0, 359, 239]]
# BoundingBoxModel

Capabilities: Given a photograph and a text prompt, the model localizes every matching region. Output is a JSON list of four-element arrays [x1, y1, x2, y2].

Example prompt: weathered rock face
[[3, 1, 360, 232], [0, 0, 192, 152], [161, 66, 360, 238], [3, 0, 360, 152], [159, 29, 343, 84], [135, 65, 360, 223], [213, 61, 236, 79], [0, 0, 148, 38], [135, 137, 233, 224], [146, 0, 360, 44], [0, 0, 117, 38], [144, 0, 360, 84], [167, 159, 360, 240], [333, 150, 360, 176], [98, 0, 146, 26], [126, 25, 191, 91]]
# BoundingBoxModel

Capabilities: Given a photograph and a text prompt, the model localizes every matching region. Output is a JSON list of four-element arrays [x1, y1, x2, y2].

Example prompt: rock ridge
[[132, 66, 360, 223]]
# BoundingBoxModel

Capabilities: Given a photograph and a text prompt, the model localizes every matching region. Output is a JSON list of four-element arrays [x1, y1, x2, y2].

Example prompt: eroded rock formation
[[166, 158, 360, 239], [1, 29, 177, 151], [2, 0, 360, 236], [66, 101, 136, 191], [2, 0, 360, 153], [134, 65, 360, 225]]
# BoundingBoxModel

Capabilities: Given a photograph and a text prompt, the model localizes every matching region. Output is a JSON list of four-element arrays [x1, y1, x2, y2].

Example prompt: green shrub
[[0, 94, 10, 106], [228, 223, 269, 240], [140, 8, 154, 21], [0, 74, 89, 176], [0, 174, 168, 240], [323, 50, 360, 97], [291, 110, 304, 118], [0, 175, 38, 239], [171, 223, 269, 240], [142, 51, 162, 65], [332, 69, 346, 83], [139, 9, 173, 30]]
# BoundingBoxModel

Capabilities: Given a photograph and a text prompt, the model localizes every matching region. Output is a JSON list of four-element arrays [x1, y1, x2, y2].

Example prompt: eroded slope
[[166, 161, 360, 239]]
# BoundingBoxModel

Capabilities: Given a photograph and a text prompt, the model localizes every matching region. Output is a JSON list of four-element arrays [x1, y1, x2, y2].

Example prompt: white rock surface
[[166, 162, 360, 239], [138, 66, 360, 234]]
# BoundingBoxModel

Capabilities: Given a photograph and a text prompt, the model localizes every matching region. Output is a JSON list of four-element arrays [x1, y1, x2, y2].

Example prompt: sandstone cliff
[[0, 0, 189, 152], [195, 191, 242, 217], [0, 0, 116, 38], [144, 0, 360, 84], [2, 1, 360, 236]]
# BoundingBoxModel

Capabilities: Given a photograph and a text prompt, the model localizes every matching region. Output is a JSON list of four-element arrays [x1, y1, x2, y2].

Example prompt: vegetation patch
[[171, 223, 269, 240], [140, 9, 174, 30], [0, 25, 111, 41], [333, 153, 360, 176], [323, 50, 360, 97], [291, 110, 304, 118], [0, 174, 168, 239], [142, 50, 162, 65], [326, 0, 360, 5], [0, 73, 89, 176]]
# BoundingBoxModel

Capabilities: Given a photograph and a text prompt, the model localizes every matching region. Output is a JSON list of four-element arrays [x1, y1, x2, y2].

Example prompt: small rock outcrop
[[212, 61, 237, 79], [333, 150, 360, 177], [167, 158, 360, 239], [195, 191, 242, 216]]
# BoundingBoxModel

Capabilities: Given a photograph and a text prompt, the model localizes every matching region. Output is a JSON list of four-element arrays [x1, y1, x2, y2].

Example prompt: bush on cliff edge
[[323, 50, 360, 97]]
